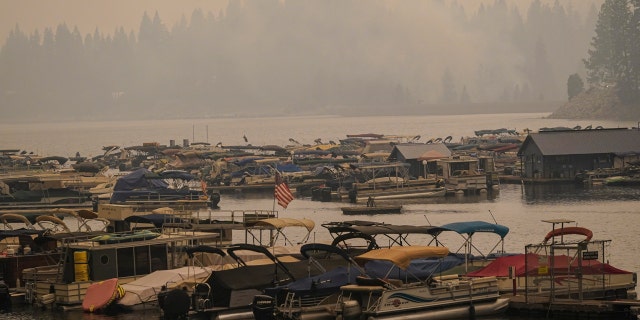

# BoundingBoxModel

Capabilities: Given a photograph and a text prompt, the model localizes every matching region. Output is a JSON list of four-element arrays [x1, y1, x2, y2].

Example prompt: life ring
[[543, 226, 593, 243]]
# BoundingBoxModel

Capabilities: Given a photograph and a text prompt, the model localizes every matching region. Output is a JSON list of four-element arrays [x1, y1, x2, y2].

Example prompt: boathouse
[[517, 128, 640, 179], [389, 143, 452, 178]]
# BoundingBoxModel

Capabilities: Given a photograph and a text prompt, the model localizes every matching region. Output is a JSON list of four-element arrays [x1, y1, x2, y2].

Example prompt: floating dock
[[507, 295, 640, 319]]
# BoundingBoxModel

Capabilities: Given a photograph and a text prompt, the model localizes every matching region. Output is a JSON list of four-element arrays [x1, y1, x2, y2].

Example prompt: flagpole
[[272, 166, 277, 214]]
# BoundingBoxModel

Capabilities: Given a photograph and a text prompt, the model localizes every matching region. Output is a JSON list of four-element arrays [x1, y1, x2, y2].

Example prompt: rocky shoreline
[[549, 86, 640, 121]]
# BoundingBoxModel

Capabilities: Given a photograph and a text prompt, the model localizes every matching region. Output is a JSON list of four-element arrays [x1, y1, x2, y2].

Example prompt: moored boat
[[466, 219, 637, 300], [341, 205, 402, 215], [291, 246, 508, 320]]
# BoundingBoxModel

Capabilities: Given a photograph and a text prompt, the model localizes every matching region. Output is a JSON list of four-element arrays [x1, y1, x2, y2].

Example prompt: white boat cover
[[119, 266, 212, 306]]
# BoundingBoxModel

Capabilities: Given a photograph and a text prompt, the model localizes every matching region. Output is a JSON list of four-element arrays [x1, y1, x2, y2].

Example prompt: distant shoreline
[[0, 101, 560, 124]]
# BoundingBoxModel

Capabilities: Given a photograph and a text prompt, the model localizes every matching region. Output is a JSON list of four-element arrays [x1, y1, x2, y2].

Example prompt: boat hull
[[355, 188, 445, 202], [341, 205, 402, 215], [366, 297, 509, 320]]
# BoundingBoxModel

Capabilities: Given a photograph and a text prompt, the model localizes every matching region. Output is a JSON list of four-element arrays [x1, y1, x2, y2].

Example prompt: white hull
[[356, 188, 445, 202], [338, 276, 505, 320]]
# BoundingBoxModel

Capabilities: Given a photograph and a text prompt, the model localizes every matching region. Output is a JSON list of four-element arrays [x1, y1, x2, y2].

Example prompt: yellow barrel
[[74, 251, 89, 281]]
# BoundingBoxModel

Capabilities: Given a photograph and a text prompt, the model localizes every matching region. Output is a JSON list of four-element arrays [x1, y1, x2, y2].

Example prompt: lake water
[[2, 113, 640, 319]]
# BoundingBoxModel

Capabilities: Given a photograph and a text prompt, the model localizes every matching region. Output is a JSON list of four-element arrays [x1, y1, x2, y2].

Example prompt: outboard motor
[[252, 295, 275, 320], [340, 300, 362, 320], [159, 288, 191, 320]]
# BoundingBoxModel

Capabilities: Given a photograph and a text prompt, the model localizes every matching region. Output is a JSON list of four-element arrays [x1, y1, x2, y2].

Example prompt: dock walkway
[[507, 295, 640, 319]]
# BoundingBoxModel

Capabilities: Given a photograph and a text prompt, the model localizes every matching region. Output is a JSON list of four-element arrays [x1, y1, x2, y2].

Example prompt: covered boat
[[334, 246, 508, 320], [466, 219, 636, 300]]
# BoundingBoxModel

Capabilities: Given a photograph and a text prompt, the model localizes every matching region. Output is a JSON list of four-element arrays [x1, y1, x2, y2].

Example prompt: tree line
[[582, 0, 640, 104], [0, 0, 603, 121]]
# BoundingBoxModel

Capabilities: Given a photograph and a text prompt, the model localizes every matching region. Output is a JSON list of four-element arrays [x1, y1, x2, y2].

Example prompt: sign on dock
[[582, 251, 598, 260]]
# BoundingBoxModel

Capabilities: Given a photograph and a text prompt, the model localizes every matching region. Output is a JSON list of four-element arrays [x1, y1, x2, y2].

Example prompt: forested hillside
[[0, 1, 601, 121]]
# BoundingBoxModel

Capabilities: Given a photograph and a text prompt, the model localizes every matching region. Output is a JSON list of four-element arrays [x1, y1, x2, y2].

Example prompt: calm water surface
[[3, 113, 639, 319], [7, 183, 640, 320]]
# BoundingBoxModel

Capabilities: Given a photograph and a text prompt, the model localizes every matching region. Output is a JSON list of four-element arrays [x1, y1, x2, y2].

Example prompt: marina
[[1, 114, 640, 320]]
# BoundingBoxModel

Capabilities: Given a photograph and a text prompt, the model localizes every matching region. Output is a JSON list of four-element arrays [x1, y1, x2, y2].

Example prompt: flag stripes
[[275, 171, 294, 208]]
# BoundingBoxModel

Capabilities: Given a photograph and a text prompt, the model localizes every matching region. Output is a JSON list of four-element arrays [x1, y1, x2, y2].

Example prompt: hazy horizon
[[0, 0, 604, 122], [0, 0, 599, 43]]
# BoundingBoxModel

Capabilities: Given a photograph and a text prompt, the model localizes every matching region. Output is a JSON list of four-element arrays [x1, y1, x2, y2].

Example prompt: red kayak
[[82, 278, 125, 312]]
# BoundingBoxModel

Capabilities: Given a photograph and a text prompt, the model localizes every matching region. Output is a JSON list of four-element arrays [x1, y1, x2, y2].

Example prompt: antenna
[[488, 210, 497, 224], [423, 214, 432, 225]]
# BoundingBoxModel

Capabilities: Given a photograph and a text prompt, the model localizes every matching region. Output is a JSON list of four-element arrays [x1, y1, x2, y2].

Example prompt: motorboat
[[264, 246, 508, 320], [174, 243, 330, 320]]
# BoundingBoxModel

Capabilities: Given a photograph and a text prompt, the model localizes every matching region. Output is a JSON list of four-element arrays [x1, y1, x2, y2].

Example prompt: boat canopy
[[250, 218, 315, 232], [324, 221, 447, 248], [355, 246, 450, 270], [324, 221, 445, 236], [438, 221, 510, 239]]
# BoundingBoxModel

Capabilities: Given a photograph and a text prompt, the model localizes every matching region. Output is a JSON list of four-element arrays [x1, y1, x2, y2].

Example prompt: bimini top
[[324, 221, 446, 236], [249, 218, 315, 232], [439, 221, 509, 239], [355, 246, 450, 270]]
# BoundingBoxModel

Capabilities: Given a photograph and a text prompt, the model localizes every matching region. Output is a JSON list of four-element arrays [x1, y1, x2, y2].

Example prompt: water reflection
[[523, 183, 640, 203]]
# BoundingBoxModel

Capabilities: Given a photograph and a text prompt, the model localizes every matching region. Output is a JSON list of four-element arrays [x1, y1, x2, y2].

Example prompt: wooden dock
[[507, 294, 640, 319]]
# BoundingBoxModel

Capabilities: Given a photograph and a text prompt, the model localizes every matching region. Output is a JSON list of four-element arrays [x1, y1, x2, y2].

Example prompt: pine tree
[[583, 0, 637, 103], [567, 74, 584, 100]]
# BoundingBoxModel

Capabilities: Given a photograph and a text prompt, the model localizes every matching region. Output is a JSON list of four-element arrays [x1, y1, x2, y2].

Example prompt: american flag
[[275, 171, 294, 209]]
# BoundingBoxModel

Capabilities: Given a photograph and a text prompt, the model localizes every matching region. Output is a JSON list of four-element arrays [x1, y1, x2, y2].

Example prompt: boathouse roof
[[390, 143, 452, 161], [518, 128, 640, 156]]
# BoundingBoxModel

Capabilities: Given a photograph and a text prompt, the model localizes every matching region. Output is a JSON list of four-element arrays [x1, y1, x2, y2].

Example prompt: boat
[[341, 205, 402, 215], [466, 219, 637, 300], [254, 243, 367, 320], [318, 246, 508, 320], [107, 168, 220, 210], [345, 163, 445, 203], [340, 196, 402, 215], [21, 226, 221, 307], [338, 246, 508, 320], [0, 173, 96, 210], [119, 264, 214, 310], [353, 187, 445, 202], [173, 243, 329, 320]]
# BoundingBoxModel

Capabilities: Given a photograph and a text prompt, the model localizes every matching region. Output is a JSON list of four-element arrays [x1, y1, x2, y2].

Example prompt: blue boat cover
[[264, 265, 363, 297], [439, 221, 509, 238], [363, 254, 464, 280], [113, 168, 168, 191]]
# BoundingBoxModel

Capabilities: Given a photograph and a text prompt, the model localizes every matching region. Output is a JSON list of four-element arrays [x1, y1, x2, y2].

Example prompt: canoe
[[341, 205, 402, 215], [82, 278, 125, 312]]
